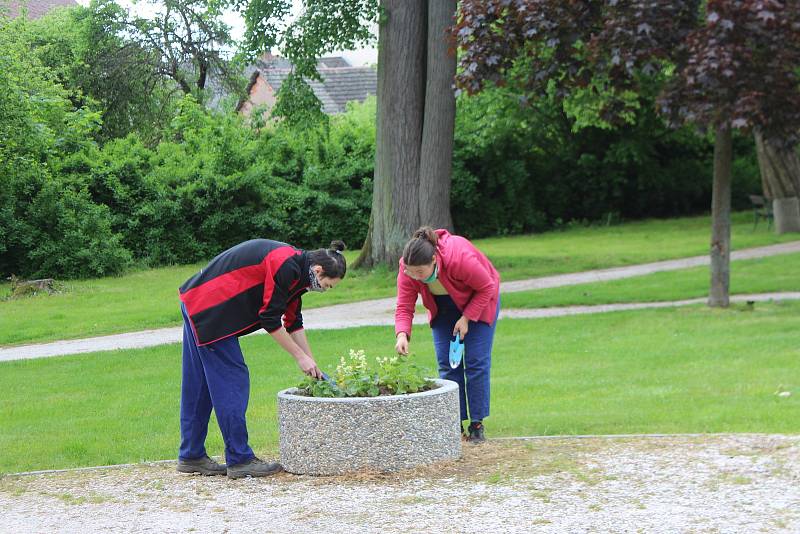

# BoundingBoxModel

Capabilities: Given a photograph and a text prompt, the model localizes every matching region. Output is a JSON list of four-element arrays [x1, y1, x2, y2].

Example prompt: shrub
[[25, 184, 131, 278], [0, 18, 130, 278], [451, 86, 759, 238]]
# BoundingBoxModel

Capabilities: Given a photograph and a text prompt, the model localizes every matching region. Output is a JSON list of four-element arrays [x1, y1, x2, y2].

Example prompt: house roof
[[237, 56, 377, 115], [318, 57, 351, 69], [317, 67, 379, 112], [6, 0, 78, 19]]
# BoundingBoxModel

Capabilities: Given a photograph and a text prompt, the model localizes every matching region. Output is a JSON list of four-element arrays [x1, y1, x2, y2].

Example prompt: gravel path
[[2, 434, 798, 533], [2, 241, 798, 362]]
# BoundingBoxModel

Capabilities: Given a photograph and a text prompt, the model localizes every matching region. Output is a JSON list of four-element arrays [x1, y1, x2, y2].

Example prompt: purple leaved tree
[[454, 0, 800, 307]]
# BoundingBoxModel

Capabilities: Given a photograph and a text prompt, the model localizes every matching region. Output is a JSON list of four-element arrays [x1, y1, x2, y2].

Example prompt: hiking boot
[[176, 455, 227, 476], [467, 421, 486, 444], [227, 457, 283, 479], [461, 423, 468, 441]]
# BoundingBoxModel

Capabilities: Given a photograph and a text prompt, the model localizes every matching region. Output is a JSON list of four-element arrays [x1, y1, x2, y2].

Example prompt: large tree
[[121, 0, 244, 104], [24, 0, 245, 138], [234, 0, 456, 267], [22, 1, 169, 141], [454, 0, 800, 307]]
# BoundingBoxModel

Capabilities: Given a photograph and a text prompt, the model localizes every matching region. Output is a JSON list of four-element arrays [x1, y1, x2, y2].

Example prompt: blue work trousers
[[179, 304, 255, 466], [431, 294, 499, 422]]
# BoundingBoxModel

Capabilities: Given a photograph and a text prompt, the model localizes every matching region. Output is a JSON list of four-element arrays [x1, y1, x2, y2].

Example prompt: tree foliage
[[0, 14, 132, 278], [658, 1, 800, 142], [118, 0, 245, 104], [21, 1, 170, 141], [231, 0, 377, 121], [454, 0, 800, 306], [454, 0, 800, 140]]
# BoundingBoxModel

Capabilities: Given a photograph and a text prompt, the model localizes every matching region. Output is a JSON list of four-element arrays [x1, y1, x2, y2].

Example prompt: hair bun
[[329, 240, 346, 252], [412, 226, 437, 245]]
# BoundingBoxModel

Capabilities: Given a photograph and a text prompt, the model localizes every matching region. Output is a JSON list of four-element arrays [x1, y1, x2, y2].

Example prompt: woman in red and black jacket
[[176, 239, 346, 479]]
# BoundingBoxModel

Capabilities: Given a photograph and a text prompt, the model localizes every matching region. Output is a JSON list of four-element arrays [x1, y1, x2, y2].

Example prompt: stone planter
[[277, 378, 461, 475]]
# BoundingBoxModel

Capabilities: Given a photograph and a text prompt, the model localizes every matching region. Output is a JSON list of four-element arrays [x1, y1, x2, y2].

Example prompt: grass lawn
[[1, 300, 797, 474], [1, 211, 797, 347], [503, 252, 800, 308]]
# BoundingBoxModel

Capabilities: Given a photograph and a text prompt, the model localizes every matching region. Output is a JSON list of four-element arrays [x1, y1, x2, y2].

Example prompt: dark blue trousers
[[179, 304, 255, 466], [431, 294, 499, 422]]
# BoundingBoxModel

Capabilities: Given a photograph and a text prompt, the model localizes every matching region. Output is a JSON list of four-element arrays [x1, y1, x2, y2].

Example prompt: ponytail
[[308, 240, 347, 278], [402, 226, 438, 266]]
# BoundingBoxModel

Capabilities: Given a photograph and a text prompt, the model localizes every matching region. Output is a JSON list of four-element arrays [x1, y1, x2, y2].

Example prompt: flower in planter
[[295, 349, 433, 398], [376, 355, 429, 395]]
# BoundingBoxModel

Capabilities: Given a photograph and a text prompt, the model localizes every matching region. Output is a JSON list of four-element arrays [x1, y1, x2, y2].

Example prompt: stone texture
[[277, 379, 461, 475], [773, 197, 800, 233]]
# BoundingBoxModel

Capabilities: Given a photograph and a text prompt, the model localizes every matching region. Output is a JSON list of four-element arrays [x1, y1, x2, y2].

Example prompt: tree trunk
[[418, 0, 456, 231], [709, 125, 732, 308], [353, 210, 374, 268], [354, 0, 456, 268], [753, 131, 800, 233], [357, 0, 426, 268]]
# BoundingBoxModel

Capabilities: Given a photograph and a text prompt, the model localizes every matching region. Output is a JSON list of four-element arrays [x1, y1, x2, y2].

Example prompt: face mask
[[422, 263, 438, 284], [308, 267, 326, 292]]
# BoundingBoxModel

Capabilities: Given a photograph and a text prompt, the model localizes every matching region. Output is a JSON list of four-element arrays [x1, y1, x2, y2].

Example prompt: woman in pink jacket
[[395, 227, 500, 442]]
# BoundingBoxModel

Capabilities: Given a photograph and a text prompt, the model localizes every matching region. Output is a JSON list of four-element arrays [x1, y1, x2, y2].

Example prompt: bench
[[749, 194, 774, 230]]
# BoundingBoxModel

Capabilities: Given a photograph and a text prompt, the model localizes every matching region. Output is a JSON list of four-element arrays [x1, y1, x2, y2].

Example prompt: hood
[[434, 229, 456, 267]]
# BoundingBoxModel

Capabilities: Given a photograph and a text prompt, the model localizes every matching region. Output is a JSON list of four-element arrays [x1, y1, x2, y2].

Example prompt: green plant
[[376, 354, 430, 395], [295, 349, 432, 398]]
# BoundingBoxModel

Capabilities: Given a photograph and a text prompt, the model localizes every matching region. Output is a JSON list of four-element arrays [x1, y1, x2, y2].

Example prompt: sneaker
[[467, 421, 486, 443], [176, 455, 227, 476], [227, 457, 283, 479]]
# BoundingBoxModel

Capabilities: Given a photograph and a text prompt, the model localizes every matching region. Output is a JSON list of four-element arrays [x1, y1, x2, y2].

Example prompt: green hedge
[[74, 97, 375, 269], [451, 87, 761, 238]]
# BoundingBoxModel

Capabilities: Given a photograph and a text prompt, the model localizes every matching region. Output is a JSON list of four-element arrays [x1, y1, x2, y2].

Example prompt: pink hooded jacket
[[395, 229, 500, 338]]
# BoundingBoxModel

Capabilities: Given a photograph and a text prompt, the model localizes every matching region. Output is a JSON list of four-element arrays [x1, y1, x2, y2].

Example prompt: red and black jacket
[[179, 239, 310, 346]]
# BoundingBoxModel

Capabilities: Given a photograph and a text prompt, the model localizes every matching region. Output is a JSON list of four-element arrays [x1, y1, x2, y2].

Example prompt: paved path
[[1, 242, 798, 362], [499, 240, 800, 292], [2, 434, 798, 533], [500, 291, 800, 319]]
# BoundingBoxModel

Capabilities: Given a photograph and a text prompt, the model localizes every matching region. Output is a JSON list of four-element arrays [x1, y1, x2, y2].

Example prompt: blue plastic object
[[320, 371, 336, 385], [449, 333, 465, 369]]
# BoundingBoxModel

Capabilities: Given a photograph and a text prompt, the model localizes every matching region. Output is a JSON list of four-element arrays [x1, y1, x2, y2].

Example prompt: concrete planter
[[277, 378, 461, 475]]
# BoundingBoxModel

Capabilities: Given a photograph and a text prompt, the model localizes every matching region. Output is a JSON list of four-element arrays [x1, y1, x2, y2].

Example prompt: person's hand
[[296, 354, 322, 379], [395, 332, 409, 356], [453, 316, 469, 339]]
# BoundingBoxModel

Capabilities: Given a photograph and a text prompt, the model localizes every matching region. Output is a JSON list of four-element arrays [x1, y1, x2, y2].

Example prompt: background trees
[[120, 0, 245, 103], [454, 0, 800, 306], [0, 0, 781, 280]]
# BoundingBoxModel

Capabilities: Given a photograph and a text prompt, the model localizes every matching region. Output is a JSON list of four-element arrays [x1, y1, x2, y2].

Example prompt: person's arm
[[395, 332, 410, 356], [260, 260, 320, 378], [283, 295, 304, 333], [259, 260, 295, 334], [290, 328, 313, 359], [270, 327, 321, 378], [394, 264, 418, 356]]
